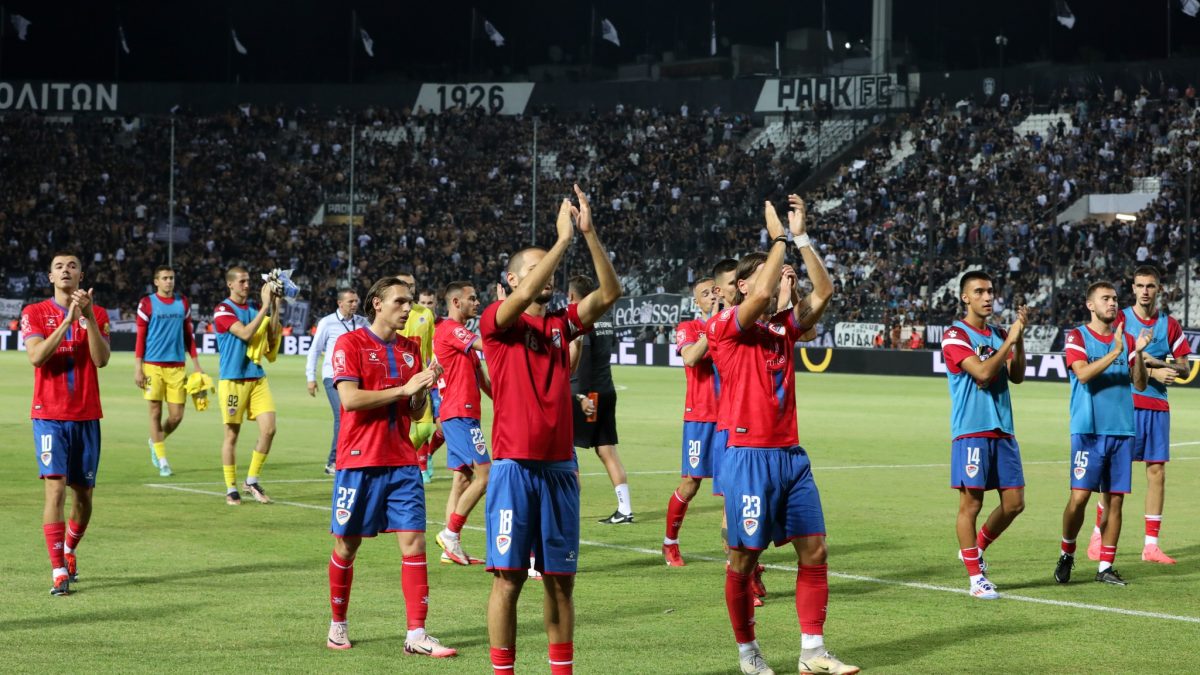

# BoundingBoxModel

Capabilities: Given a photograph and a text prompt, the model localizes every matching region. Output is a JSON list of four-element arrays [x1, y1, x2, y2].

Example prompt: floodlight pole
[[169, 117, 176, 268], [347, 123, 356, 284], [531, 116, 538, 246], [1186, 166, 1192, 327]]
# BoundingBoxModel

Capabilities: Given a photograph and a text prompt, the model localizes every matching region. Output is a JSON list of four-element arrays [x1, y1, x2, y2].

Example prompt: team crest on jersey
[[551, 328, 563, 349], [79, 318, 88, 329], [768, 322, 786, 336], [743, 518, 759, 536], [688, 455, 700, 468], [719, 308, 734, 321], [335, 507, 351, 525], [40, 451, 52, 466], [495, 534, 512, 555], [964, 464, 979, 479], [475, 442, 487, 455], [403, 353, 416, 369], [676, 330, 687, 345], [1073, 466, 1087, 480]]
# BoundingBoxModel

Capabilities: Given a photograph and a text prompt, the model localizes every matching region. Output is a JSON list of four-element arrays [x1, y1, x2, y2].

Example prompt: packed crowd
[[1, 84, 1197, 336]]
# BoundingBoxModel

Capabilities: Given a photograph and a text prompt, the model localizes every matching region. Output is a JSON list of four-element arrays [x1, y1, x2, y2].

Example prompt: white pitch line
[[145, 481, 1200, 625]]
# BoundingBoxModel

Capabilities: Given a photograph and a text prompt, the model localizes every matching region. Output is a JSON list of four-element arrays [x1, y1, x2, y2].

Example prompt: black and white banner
[[925, 323, 1059, 353], [0, 82, 119, 112], [0, 298, 24, 320], [835, 322, 884, 348], [414, 83, 534, 115], [755, 74, 912, 112]]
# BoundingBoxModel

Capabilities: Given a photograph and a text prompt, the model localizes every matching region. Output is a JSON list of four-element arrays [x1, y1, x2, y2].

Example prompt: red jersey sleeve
[[1167, 317, 1191, 359], [675, 320, 700, 355], [941, 326, 977, 374], [92, 306, 111, 341], [564, 303, 592, 341], [182, 296, 197, 358], [1064, 328, 1088, 367], [331, 333, 359, 386], [437, 322, 477, 356], [20, 305, 44, 341], [213, 302, 239, 333], [135, 296, 151, 358]]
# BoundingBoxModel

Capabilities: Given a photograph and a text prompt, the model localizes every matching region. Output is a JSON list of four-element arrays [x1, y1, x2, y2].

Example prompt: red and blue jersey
[[1121, 307, 1190, 412], [331, 328, 423, 470], [136, 293, 197, 366], [21, 299, 110, 421], [434, 318, 483, 421], [675, 317, 718, 422], [480, 301, 591, 462], [710, 306, 804, 448]]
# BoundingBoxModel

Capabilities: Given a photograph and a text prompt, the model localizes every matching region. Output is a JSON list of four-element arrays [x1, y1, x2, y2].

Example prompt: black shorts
[[573, 390, 618, 448]]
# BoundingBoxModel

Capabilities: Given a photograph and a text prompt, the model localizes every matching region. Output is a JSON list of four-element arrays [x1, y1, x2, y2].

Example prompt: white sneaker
[[739, 648, 775, 675], [326, 621, 351, 650], [969, 575, 999, 600], [403, 632, 457, 658], [435, 530, 470, 566], [798, 651, 860, 674]]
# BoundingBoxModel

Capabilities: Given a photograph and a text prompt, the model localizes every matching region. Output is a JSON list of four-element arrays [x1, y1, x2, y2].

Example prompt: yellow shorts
[[218, 378, 276, 425], [143, 364, 187, 405]]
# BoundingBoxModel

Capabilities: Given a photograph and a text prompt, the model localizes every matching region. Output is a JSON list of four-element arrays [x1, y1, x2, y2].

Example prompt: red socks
[[417, 450, 429, 473], [665, 490, 690, 540], [448, 512, 468, 535], [329, 552, 354, 622], [796, 564, 829, 635], [430, 429, 446, 454], [1146, 515, 1162, 539], [402, 554, 429, 630], [1061, 538, 1077, 555], [1100, 545, 1117, 565], [960, 547, 983, 576], [724, 568, 755, 643], [491, 646, 515, 673], [976, 525, 996, 552], [43, 522, 66, 569], [549, 642, 574, 674], [1095, 502, 1105, 529], [65, 519, 87, 552]]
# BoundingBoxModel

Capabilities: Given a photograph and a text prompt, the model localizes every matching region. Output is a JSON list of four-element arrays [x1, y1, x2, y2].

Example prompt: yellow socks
[[248, 450, 268, 480], [223, 464, 237, 491], [153, 441, 167, 461]]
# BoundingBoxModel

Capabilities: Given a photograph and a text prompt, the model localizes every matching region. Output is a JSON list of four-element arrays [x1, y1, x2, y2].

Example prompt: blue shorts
[[950, 436, 1024, 490], [1070, 434, 1133, 494], [720, 446, 825, 550], [33, 419, 101, 488], [430, 389, 442, 419], [1133, 409, 1170, 463], [485, 459, 580, 575], [444, 417, 491, 472], [682, 421, 727, 495], [330, 466, 426, 537]]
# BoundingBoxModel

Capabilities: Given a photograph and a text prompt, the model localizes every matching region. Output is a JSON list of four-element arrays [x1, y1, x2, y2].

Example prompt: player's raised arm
[[72, 289, 110, 368], [24, 304, 77, 368], [1007, 306, 1028, 384], [736, 201, 787, 328], [786, 195, 832, 331], [226, 284, 275, 342], [1068, 320, 1127, 384], [571, 184, 623, 327], [493, 199, 575, 329]]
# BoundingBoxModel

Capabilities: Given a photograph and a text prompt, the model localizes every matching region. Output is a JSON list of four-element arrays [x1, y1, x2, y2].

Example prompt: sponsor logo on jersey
[[368, 351, 380, 362], [1073, 466, 1087, 480], [41, 451, 52, 466], [965, 464, 979, 479], [333, 349, 347, 373], [495, 534, 512, 555], [454, 326, 473, 342], [743, 518, 759, 536], [566, 550, 576, 562], [335, 507, 351, 525]]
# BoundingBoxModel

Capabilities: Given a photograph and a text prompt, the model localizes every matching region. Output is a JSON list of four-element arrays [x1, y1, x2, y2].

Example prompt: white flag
[[231, 29, 248, 55], [1055, 1, 1075, 29], [118, 25, 131, 54], [360, 28, 374, 57], [1183, 0, 1200, 17], [710, 19, 717, 55], [483, 19, 504, 47], [600, 18, 620, 46], [10, 14, 31, 41], [826, 30, 833, 51]]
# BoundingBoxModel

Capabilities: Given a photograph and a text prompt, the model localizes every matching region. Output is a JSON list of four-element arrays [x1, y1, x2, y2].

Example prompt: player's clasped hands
[[764, 200, 785, 238], [1009, 306, 1029, 338], [402, 365, 443, 398], [787, 194, 807, 236]]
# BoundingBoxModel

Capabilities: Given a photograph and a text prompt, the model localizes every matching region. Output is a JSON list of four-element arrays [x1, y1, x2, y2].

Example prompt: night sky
[[0, 0, 1196, 83]]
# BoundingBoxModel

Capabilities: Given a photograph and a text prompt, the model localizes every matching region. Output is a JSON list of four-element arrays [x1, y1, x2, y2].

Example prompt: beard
[[537, 289, 554, 304]]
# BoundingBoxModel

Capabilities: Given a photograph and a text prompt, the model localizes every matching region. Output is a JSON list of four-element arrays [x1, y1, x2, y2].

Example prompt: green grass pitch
[[2, 351, 1198, 673]]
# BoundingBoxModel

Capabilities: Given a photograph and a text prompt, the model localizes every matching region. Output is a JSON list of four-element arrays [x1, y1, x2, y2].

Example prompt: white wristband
[[794, 234, 812, 250]]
